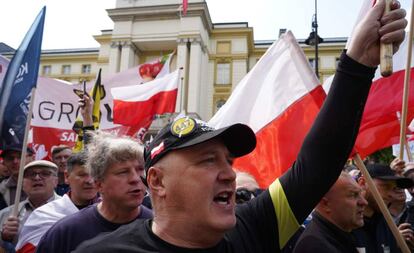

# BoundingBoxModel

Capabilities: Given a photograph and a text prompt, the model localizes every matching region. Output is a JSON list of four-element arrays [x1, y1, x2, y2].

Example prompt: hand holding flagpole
[[380, 0, 394, 76]]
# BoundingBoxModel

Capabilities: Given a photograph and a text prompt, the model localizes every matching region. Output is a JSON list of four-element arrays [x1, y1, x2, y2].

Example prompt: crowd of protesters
[[0, 0, 411, 252]]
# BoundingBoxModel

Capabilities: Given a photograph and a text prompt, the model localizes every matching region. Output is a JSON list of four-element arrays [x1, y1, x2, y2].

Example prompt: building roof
[[0, 43, 15, 53]]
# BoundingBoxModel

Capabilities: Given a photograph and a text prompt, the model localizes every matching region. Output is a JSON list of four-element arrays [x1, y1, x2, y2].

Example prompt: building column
[[175, 38, 190, 112], [120, 41, 138, 72], [187, 37, 203, 116], [108, 41, 121, 74]]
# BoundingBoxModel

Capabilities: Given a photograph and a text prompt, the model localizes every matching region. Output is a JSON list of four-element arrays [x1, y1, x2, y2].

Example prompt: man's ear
[[319, 197, 330, 212], [147, 167, 166, 197], [94, 179, 104, 195], [357, 176, 366, 189]]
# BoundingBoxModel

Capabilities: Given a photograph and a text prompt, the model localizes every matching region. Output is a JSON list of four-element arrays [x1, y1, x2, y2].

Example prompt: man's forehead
[[54, 149, 72, 156], [4, 150, 21, 157], [374, 178, 397, 187], [71, 164, 88, 172]]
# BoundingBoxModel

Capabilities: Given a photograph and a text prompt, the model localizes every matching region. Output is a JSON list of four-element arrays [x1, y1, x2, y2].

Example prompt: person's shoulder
[[74, 219, 147, 253], [0, 204, 12, 215], [139, 205, 153, 219], [46, 204, 96, 231], [293, 233, 330, 253], [0, 179, 8, 193], [0, 200, 27, 217]]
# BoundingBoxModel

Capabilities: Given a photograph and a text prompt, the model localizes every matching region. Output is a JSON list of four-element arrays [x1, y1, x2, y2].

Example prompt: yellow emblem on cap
[[171, 117, 196, 137]]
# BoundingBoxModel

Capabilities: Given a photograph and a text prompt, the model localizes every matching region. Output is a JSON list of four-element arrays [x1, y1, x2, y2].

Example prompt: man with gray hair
[[0, 160, 59, 251], [36, 131, 152, 253]]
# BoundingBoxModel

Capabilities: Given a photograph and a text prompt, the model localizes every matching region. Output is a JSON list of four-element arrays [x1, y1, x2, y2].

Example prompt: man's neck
[[314, 210, 351, 232], [151, 214, 224, 249], [58, 173, 65, 185], [389, 201, 406, 217], [29, 193, 53, 208], [69, 192, 93, 207], [97, 201, 140, 224]]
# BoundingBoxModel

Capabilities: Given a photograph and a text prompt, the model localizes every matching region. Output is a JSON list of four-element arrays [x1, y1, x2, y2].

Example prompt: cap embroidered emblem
[[150, 141, 165, 159], [170, 117, 196, 137]]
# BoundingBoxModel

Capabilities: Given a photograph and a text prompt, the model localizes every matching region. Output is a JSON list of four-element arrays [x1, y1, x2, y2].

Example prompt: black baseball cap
[[367, 164, 414, 189], [144, 116, 256, 171], [0, 144, 34, 157]]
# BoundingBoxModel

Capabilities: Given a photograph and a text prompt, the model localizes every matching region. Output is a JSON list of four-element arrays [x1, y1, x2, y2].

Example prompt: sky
[[0, 0, 411, 50]]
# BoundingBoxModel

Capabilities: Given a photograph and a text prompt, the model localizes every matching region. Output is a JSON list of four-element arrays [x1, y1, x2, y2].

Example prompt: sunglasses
[[235, 188, 263, 204]]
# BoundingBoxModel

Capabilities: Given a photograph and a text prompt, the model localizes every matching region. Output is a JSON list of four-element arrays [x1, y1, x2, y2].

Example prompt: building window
[[308, 58, 315, 69], [42, 65, 51, 75], [216, 63, 230, 85], [217, 41, 231, 54], [215, 99, 226, 112], [335, 57, 340, 69], [82, 64, 91, 74], [62, 65, 71, 75]]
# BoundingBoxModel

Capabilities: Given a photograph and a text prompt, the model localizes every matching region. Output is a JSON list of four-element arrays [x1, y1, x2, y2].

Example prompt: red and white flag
[[324, 0, 414, 159], [209, 31, 325, 188], [183, 0, 188, 16], [112, 69, 179, 132], [0, 53, 174, 159], [16, 194, 78, 253]]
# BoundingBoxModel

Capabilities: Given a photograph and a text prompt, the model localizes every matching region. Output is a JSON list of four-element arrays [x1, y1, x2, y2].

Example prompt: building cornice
[[107, 2, 213, 34]]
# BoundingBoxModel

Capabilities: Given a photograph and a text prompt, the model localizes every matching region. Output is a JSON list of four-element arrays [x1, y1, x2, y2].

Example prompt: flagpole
[[353, 153, 411, 253], [12, 87, 37, 217], [179, 67, 185, 112], [397, 111, 414, 162], [399, 0, 414, 160], [380, 0, 393, 77]]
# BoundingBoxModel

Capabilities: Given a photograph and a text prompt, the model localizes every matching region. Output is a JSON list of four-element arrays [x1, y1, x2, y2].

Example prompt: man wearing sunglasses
[[0, 160, 59, 251], [235, 171, 262, 204]]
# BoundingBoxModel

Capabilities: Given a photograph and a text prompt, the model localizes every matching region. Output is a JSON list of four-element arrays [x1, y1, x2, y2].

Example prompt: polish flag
[[324, 0, 414, 159], [112, 70, 179, 132], [209, 31, 325, 188]]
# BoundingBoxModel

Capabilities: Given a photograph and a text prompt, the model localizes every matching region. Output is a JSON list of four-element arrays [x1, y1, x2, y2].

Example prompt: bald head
[[316, 172, 367, 232]]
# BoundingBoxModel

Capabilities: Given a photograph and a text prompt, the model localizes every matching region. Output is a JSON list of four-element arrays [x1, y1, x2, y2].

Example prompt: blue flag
[[0, 7, 46, 148]]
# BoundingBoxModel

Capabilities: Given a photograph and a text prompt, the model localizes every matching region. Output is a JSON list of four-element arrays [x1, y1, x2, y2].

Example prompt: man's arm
[[267, 0, 406, 248]]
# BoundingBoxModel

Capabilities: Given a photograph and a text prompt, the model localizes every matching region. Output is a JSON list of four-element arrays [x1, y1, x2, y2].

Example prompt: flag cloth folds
[[72, 69, 103, 152], [354, 35, 414, 158], [322, 0, 414, 159], [0, 7, 46, 148], [112, 69, 179, 134], [209, 31, 325, 188], [16, 194, 78, 253]]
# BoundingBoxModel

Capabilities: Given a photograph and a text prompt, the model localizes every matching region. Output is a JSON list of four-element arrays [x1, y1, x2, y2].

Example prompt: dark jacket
[[352, 213, 401, 253], [293, 212, 358, 253]]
